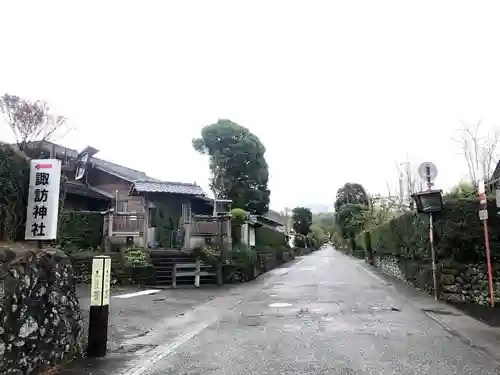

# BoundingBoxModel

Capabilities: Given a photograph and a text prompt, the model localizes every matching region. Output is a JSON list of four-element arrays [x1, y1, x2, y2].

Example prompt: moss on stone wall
[[0, 244, 83, 374]]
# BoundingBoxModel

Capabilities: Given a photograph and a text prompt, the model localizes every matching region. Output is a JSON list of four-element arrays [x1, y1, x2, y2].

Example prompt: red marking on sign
[[35, 164, 52, 169]]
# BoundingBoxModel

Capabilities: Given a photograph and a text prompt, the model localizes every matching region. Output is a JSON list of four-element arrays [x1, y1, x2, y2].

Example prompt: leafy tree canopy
[[447, 181, 475, 199], [334, 182, 369, 211], [312, 212, 336, 235], [192, 119, 270, 214], [335, 203, 368, 238], [292, 207, 312, 236]]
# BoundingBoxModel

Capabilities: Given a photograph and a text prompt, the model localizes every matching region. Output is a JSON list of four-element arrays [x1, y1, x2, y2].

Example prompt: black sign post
[[87, 255, 112, 357]]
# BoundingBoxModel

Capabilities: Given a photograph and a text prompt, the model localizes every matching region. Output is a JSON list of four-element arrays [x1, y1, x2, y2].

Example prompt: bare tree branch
[[452, 120, 499, 190], [0, 93, 66, 151]]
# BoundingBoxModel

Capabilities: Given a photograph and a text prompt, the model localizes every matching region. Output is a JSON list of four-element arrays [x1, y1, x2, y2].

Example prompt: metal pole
[[478, 177, 495, 307], [483, 219, 495, 307], [429, 212, 438, 300], [426, 166, 439, 300]]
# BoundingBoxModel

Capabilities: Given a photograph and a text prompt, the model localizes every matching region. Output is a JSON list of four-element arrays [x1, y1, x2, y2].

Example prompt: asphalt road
[[125, 247, 499, 375]]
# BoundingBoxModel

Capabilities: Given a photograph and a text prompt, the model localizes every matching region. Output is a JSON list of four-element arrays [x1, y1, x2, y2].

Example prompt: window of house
[[148, 207, 157, 227], [116, 200, 128, 212]]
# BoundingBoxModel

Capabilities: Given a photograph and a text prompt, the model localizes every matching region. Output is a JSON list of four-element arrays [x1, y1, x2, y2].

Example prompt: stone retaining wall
[[0, 244, 83, 374], [373, 255, 405, 281], [373, 254, 500, 306], [441, 263, 500, 305]]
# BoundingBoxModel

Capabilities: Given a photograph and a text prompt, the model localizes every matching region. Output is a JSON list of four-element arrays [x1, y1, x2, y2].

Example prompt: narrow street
[[121, 248, 499, 375]]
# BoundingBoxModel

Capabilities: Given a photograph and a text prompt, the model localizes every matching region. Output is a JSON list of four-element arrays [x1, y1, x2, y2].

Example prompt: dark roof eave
[[130, 189, 206, 197], [66, 181, 114, 201], [93, 163, 134, 182]]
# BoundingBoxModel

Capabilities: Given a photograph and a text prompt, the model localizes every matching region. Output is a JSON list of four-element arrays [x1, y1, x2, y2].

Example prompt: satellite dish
[[418, 162, 438, 182]]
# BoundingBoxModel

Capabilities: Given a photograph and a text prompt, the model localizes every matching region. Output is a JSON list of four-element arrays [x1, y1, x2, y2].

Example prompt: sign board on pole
[[418, 162, 438, 182], [88, 255, 111, 358], [24, 159, 62, 240], [90, 258, 104, 306], [90, 256, 111, 306], [102, 257, 112, 306], [479, 209, 489, 221]]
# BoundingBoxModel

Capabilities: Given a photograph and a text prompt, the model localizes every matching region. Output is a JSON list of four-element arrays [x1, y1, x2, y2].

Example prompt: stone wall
[[373, 255, 405, 281], [0, 244, 83, 374], [441, 262, 500, 305], [373, 255, 500, 306]]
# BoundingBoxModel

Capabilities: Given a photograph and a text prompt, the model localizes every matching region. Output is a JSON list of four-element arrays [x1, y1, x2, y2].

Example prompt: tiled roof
[[91, 157, 160, 182], [264, 210, 286, 226], [131, 181, 206, 196], [22, 141, 161, 182], [66, 180, 114, 200]]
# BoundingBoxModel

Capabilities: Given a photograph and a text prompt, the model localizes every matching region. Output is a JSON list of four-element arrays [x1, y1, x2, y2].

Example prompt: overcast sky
[[1, 1, 500, 211]]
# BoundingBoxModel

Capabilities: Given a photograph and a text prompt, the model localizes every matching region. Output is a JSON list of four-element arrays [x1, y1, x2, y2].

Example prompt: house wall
[[249, 226, 256, 247], [188, 219, 232, 249], [87, 168, 145, 213], [241, 223, 249, 245], [240, 223, 255, 247]]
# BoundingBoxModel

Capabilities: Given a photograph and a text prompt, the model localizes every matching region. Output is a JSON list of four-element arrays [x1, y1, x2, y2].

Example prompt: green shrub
[[365, 198, 500, 290], [332, 231, 348, 249], [255, 226, 287, 248], [58, 211, 104, 252], [122, 246, 152, 267], [369, 198, 500, 263], [230, 208, 248, 225], [120, 246, 155, 285], [355, 230, 373, 262], [293, 234, 307, 248], [224, 244, 258, 283]]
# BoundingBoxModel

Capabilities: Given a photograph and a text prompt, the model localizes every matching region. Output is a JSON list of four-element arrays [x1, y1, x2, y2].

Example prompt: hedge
[[69, 247, 155, 285], [58, 211, 104, 252], [366, 198, 500, 263], [255, 226, 287, 248]]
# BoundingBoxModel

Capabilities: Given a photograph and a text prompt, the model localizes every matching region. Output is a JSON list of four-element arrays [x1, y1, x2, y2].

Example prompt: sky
[[1, 1, 500, 212]]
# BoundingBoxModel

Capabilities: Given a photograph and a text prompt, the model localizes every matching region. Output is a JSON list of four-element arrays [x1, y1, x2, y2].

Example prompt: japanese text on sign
[[90, 256, 111, 307], [24, 159, 62, 240]]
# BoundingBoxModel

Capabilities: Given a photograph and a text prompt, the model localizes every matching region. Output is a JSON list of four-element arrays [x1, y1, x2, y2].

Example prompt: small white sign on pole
[[102, 257, 112, 306], [90, 256, 112, 306], [24, 159, 62, 240], [90, 258, 104, 306]]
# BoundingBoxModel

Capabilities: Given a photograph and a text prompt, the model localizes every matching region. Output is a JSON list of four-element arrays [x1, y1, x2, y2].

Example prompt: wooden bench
[[172, 260, 216, 288]]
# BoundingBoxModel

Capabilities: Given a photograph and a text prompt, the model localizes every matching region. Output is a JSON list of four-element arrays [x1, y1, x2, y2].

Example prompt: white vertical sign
[[24, 159, 62, 240], [90, 258, 104, 306], [102, 257, 112, 305], [90, 256, 112, 306]]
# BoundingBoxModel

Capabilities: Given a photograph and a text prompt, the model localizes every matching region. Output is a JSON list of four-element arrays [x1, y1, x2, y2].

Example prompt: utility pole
[[478, 177, 495, 307]]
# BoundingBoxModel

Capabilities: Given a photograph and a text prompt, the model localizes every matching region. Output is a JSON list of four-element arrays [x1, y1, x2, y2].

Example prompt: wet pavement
[[67, 247, 500, 374], [76, 285, 236, 354]]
